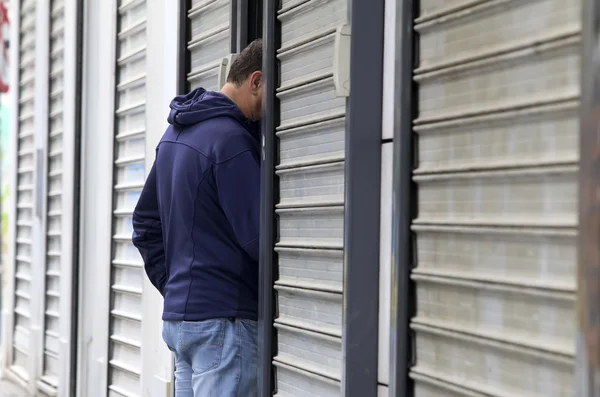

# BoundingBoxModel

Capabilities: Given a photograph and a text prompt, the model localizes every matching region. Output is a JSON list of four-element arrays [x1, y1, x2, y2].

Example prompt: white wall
[[77, 0, 176, 395], [378, 0, 397, 390], [77, 0, 116, 394], [141, 0, 178, 394], [379, 143, 393, 387]]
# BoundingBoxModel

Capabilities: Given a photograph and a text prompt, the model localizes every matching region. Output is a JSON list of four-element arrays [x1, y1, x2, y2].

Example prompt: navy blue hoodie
[[132, 88, 260, 321]]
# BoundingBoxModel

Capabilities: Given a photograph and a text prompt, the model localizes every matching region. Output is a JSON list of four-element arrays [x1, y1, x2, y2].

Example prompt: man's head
[[221, 39, 263, 120]]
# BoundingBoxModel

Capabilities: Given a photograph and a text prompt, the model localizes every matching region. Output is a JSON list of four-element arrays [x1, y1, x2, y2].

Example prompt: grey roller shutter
[[273, 0, 348, 395], [39, 0, 65, 390], [108, 1, 147, 395], [12, 0, 37, 381], [187, 0, 230, 90], [411, 1, 580, 396]]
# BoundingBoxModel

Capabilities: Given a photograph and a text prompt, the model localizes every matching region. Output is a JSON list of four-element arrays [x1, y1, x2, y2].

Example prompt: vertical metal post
[[32, 0, 50, 388], [234, 0, 247, 51], [342, 0, 385, 395], [59, 0, 85, 394], [577, 0, 600, 395], [389, 0, 416, 395], [247, 0, 263, 43], [230, 0, 238, 52], [258, 0, 277, 394], [178, 0, 191, 94], [68, 0, 85, 393]]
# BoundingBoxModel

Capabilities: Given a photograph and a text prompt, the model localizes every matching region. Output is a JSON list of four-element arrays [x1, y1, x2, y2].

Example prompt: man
[[131, 39, 263, 397]]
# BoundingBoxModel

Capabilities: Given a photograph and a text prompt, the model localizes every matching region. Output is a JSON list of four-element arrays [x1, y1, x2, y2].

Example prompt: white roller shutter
[[109, 1, 147, 395], [39, 0, 65, 390], [273, 0, 348, 395], [411, 1, 580, 396], [187, 0, 230, 90], [11, 0, 37, 381]]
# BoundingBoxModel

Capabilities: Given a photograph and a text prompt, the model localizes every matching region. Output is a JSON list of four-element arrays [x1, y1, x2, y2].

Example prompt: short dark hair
[[227, 39, 262, 86]]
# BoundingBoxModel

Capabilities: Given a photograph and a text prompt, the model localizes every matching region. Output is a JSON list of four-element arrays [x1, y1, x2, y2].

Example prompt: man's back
[[132, 38, 264, 397], [132, 88, 261, 321]]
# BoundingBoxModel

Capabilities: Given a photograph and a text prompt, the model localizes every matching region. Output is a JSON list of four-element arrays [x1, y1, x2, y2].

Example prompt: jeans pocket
[[179, 319, 225, 374], [239, 319, 258, 346], [162, 322, 175, 352]]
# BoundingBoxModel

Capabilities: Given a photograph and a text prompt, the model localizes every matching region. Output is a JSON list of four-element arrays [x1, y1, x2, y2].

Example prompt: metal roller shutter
[[273, 0, 348, 395], [39, 0, 65, 390], [12, 0, 37, 381], [187, 0, 231, 90], [108, 1, 147, 395], [411, 1, 580, 396]]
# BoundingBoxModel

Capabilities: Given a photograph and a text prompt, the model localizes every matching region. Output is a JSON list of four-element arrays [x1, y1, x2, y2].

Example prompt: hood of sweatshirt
[[167, 88, 259, 138]]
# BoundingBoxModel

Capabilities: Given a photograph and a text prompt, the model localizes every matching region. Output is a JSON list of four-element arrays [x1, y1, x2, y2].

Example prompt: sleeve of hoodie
[[215, 149, 260, 262], [132, 161, 167, 295]]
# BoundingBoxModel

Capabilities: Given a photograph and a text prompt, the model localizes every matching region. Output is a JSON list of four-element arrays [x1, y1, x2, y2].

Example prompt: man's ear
[[250, 71, 262, 93]]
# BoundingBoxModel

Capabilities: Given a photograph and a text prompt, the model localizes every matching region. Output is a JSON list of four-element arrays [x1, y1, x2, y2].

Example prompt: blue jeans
[[162, 318, 258, 397]]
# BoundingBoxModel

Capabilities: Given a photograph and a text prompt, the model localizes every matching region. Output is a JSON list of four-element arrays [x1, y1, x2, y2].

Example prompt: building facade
[[0, 0, 596, 396]]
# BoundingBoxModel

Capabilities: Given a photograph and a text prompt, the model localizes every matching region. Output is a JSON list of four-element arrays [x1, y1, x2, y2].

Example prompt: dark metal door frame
[[177, 0, 191, 94], [234, 0, 263, 49], [577, 0, 600, 395], [389, 0, 417, 396], [342, 0, 386, 395], [70, 0, 85, 394], [257, 0, 278, 394]]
